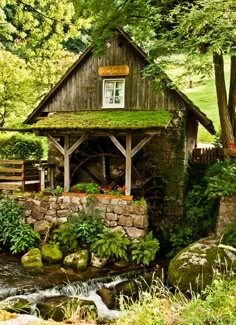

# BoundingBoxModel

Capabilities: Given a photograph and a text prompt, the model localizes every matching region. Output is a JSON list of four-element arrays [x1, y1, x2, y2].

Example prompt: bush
[[52, 196, 104, 250], [131, 232, 160, 266], [91, 228, 130, 261], [0, 133, 44, 159], [0, 198, 40, 253]]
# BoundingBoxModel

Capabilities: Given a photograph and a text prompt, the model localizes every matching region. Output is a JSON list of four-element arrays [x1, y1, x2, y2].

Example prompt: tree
[[76, 0, 236, 148], [0, 0, 90, 126]]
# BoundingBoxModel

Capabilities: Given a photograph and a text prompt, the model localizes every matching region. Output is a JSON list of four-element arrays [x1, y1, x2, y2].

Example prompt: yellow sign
[[98, 65, 129, 77]]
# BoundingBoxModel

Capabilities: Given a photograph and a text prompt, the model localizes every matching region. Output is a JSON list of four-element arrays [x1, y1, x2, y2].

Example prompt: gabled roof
[[24, 27, 215, 135]]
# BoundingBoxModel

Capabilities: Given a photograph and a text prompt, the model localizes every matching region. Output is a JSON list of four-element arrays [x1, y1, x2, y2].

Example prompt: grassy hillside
[[167, 56, 230, 144]]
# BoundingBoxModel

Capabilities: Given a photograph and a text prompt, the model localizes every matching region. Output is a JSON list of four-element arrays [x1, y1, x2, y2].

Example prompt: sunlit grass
[[167, 55, 231, 144]]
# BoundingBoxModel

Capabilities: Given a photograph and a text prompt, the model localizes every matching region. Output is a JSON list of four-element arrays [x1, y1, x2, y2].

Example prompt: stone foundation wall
[[216, 195, 236, 237], [17, 195, 148, 239]]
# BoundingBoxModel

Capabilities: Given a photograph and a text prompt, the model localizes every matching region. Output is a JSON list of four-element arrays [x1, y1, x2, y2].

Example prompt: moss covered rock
[[41, 243, 63, 263], [63, 249, 89, 271], [21, 248, 43, 273], [168, 237, 236, 293]]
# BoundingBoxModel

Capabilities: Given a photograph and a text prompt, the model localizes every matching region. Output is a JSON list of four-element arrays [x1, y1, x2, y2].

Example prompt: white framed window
[[102, 79, 125, 108]]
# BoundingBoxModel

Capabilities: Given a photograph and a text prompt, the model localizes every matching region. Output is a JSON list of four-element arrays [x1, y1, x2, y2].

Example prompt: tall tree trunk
[[228, 55, 236, 136], [213, 52, 234, 148]]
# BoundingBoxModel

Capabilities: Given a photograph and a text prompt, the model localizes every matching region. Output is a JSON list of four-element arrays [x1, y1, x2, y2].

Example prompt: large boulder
[[21, 248, 43, 273], [63, 249, 89, 271], [168, 237, 236, 293], [41, 243, 63, 263]]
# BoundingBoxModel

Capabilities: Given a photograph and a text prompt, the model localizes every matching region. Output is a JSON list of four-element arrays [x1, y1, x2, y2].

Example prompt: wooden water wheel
[[70, 137, 165, 221]]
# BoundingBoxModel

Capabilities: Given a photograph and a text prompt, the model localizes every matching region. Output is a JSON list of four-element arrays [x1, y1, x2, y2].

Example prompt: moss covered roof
[[31, 111, 172, 130]]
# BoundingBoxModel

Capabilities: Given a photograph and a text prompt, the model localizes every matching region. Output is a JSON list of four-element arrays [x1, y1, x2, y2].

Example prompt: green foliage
[[91, 228, 130, 261], [118, 278, 236, 325], [221, 224, 236, 248], [0, 198, 40, 253], [131, 232, 160, 266], [52, 197, 103, 250], [0, 133, 43, 159], [39, 185, 64, 196], [204, 159, 236, 199], [71, 182, 100, 194]]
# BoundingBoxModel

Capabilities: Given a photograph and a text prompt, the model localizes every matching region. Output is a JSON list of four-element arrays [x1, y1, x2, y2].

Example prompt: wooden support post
[[64, 135, 70, 192], [125, 134, 132, 196]]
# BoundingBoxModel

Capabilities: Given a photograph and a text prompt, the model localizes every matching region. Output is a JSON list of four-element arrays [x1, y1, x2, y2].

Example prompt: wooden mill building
[[24, 27, 215, 229]]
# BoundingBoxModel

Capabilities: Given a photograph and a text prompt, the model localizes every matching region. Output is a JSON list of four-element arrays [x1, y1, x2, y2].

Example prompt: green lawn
[[167, 56, 230, 144]]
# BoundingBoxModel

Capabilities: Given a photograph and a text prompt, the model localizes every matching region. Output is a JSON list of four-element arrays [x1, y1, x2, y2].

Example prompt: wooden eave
[[24, 27, 215, 135]]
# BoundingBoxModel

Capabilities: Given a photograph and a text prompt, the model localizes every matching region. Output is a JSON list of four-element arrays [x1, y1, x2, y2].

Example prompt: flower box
[[62, 192, 133, 201]]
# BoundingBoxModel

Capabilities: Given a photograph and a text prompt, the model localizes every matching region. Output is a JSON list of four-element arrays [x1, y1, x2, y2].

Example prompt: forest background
[[0, 0, 235, 149]]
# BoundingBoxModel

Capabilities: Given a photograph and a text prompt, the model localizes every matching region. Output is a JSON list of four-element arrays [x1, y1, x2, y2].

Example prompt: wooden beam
[[131, 134, 155, 158], [64, 135, 70, 192], [47, 133, 64, 155], [109, 135, 126, 157], [68, 133, 88, 156], [125, 134, 132, 196]]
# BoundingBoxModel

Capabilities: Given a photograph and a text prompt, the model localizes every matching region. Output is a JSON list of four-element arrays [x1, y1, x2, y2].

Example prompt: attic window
[[102, 79, 125, 108]]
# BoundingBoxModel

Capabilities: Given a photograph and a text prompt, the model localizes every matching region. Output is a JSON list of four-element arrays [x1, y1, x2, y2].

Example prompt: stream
[[0, 252, 154, 321]]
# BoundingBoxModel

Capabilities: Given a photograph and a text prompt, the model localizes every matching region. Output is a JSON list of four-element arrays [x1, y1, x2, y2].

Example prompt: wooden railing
[[0, 160, 54, 191], [192, 147, 224, 165]]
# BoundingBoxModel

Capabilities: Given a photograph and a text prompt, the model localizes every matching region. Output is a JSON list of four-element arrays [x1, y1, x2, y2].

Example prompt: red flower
[[120, 188, 125, 193], [73, 186, 77, 191], [98, 187, 102, 191], [77, 190, 81, 193], [108, 185, 112, 190]]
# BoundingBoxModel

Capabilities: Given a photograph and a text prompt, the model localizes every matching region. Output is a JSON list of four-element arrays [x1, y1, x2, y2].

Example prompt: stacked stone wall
[[17, 195, 148, 239], [216, 195, 236, 237]]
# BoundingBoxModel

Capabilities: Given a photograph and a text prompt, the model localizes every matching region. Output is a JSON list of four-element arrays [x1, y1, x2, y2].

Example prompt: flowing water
[[0, 252, 147, 320]]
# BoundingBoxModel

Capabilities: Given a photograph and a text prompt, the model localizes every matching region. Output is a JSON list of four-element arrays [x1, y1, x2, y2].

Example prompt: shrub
[[0, 198, 40, 253], [0, 133, 44, 159], [91, 228, 130, 261], [52, 196, 104, 249], [131, 232, 160, 266]]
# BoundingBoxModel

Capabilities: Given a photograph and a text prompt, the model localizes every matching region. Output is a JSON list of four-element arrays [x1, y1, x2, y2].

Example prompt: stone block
[[49, 197, 57, 202], [133, 215, 149, 228], [24, 209, 32, 217], [109, 221, 118, 227], [32, 199, 41, 206], [133, 205, 147, 215], [26, 216, 36, 224], [34, 220, 51, 234], [114, 206, 125, 214], [101, 198, 111, 205], [45, 215, 56, 223], [126, 205, 134, 213], [57, 210, 68, 217], [106, 213, 118, 221], [57, 217, 67, 224], [106, 206, 114, 213], [111, 226, 126, 234], [71, 196, 80, 204], [110, 199, 119, 205], [125, 227, 145, 238], [118, 215, 133, 227], [63, 196, 71, 203], [47, 209, 56, 216], [49, 202, 58, 210]]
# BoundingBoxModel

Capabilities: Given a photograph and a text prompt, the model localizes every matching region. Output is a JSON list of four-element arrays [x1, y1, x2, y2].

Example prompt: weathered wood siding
[[42, 35, 187, 113]]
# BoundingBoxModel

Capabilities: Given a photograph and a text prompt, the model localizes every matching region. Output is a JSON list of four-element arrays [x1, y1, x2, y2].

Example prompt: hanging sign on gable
[[98, 65, 129, 77]]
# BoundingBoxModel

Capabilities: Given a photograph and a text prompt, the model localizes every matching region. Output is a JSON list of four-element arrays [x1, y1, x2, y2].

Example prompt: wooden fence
[[192, 147, 224, 165], [0, 160, 54, 191]]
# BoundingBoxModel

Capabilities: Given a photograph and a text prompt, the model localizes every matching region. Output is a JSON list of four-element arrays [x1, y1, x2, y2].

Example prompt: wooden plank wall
[[42, 35, 186, 113]]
